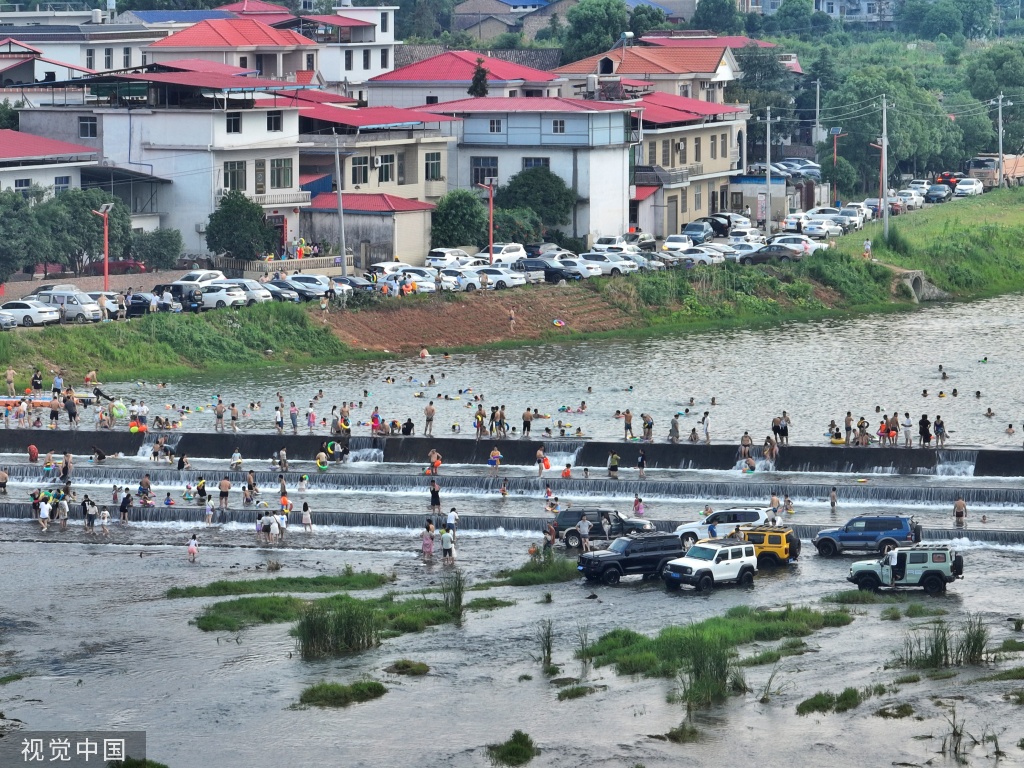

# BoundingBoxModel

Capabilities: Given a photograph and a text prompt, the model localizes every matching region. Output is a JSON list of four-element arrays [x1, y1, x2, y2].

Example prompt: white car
[[846, 201, 873, 221], [770, 234, 828, 253], [806, 206, 841, 218], [719, 212, 752, 228], [554, 257, 602, 278], [781, 158, 820, 171], [471, 266, 527, 289], [704, 243, 738, 259], [908, 179, 931, 194], [176, 270, 225, 284], [629, 253, 666, 271], [577, 252, 634, 276], [838, 207, 865, 229], [479, 243, 527, 264], [200, 284, 246, 309], [0, 300, 59, 327], [661, 234, 693, 253], [397, 266, 439, 283], [896, 190, 925, 210], [679, 247, 725, 266], [455, 256, 490, 269], [0, 311, 16, 331], [783, 213, 811, 232], [605, 253, 639, 273], [591, 235, 626, 252], [367, 262, 414, 278], [673, 506, 774, 547], [728, 228, 765, 244], [954, 178, 983, 197], [804, 220, 844, 239], [211, 279, 273, 305], [425, 248, 471, 269], [288, 274, 335, 295], [439, 267, 483, 291], [377, 273, 435, 294]]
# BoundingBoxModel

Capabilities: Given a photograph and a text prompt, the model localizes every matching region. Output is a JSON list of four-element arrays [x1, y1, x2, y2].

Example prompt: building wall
[[366, 82, 561, 108], [459, 17, 516, 40], [521, 0, 577, 39], [147, 48, 315, 78], [300, 209, 430, 266], [326, 136, 452, 201], [319, 44, 396, 87], [0, 163, 87, 195]]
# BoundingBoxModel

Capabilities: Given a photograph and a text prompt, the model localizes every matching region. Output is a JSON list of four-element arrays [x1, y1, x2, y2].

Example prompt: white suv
[[425, 248, 471, 268], [200, 284, 246, 310], [592, 235, 626, 252], [673, 506, 774, 547], [479, 243, 526, 264], [578, 251, 633, 276], [212, 279, 272, 305], [662, 539, 759, 591], [176, 270, 225, 284]]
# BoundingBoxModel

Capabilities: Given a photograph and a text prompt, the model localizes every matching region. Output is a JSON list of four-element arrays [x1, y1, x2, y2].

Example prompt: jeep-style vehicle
[[847, 544, 964, 593], [813, 514, 922, 557], [737, 525, 801, 567], [556, 507, 654, 548], [662, 539, 758, 592], [674, 506, 774, 547], [577, 532, 684, 585]]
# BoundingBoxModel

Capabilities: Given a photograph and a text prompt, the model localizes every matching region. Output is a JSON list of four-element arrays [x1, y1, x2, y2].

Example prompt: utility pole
[[760, 106, 781, 233], [814, 78, 821, 150], [881, 93, 889, 241], [334, 137, 347, 277], [990, 92, 1012, 188]]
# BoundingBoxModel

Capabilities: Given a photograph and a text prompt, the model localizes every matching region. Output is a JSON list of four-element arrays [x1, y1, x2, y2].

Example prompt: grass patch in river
[[999, 639, 1024, 652], [467, 597, 516, 612], [557, 685, 596, 701], [881, 606, 903, 621], [0, 672, 27, 685], [875, 703, 915, 719], [981, 667, 1024, 682], [487, 730, 539, 766], [797, 685, 879, 715], [824, 590, 904, 605], [298, 680, 386, 708], [167, 569, 392, 598], [385, 659, 429, 676], [1003, 690, 1024, 705], [194, 595, 304, 632], [739, 639, 807, 667], [894, 673, 921, 684], [905, 602, 947, 618], [494, 549, 579, 587], [665, 721, 701, 743]]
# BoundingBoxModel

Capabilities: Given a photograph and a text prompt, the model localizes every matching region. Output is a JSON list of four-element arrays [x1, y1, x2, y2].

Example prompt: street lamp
[[90, 202, 115, 292], [829, 126, 846, 204], [476, 180, 495, 264]]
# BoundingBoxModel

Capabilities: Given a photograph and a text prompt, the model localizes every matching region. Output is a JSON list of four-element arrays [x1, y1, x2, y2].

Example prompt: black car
[[695, 216, 730, 237], [683, 221, 716, 244], [125, 292, 178, 317], [152, 283, 202, 313], [925, 184, 953, 203], [555, 507, 654, 548], [269, 279, 319, 301], [333, 275, 375, 292], [577, 532, 685, 585], [623, 232, 657, 251], [738, 244, 802, 265], [513, 258, 583, 285], [264, 282, 300, 302]]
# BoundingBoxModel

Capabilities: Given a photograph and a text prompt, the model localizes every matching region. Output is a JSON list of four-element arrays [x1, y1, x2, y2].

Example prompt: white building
[[0, 128, 96, 195], [0, 23, 167, 74], [422, 96, 635, 243]]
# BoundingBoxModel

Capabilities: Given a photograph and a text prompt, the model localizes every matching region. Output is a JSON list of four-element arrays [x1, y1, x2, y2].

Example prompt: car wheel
[[922, 575, 944, 594], [757, 554, 779, 569], [742, 258, 753, 266], [74, 314, 86, 324], [496, 281, 507, 290], [247, 299, 256, 307], [610, 268, 621, 277], [465, 284, 476, 292], [601, 568, 620, 586], [216, 301, 226, 309], [565, 531, 581, 549], [22, 317, 33, 327], [739, 570, 754, 587], [682, 533, 697, 548], [857, 574, 881, 592], [816, 539, 838, 557], [779, 256, 791, 263], [695, 574, 714, 592]]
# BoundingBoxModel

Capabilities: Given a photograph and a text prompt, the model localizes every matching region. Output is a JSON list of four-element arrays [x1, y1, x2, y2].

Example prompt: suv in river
[[674, 506, 774, 547], [662, 539, 758, 592], [557, 507, 654, 548], [813, 514, 922, 557], [577, 532, 684, 585], [847, 543, 964, 593], [737, 525, 801, 568]]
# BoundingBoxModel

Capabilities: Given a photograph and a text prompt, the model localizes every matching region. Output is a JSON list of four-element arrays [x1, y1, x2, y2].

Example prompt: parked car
[[288, 274, 335, 296], [176, 270, 225, 284], [718, 212, 752, 228], [682, 221, 715, 244], [804, 220, 844, 239], [479, 243, 527, 264], [724, 242, 762, 263], [264, 282, 300, 303], [578, 251, 635, 276], [936, 171, 965, 188], [781, 157, 821, 171], [896, 189, 925, 210], [954, 178, 984, 196], [199, 283, 246, 310], [679, 247, 725, 266], [397, 266, 439, 283], [577, 532, 685, 585], [729, 228, 765, 245], [439, 267, 483, 292], [0, 311, 16, 331], [908, 179, 931, 194], [662, 539, 759, 592], [924, 184, 953, 203], [605, 253, 639, 273], [35, 290, 102, 323], [695, 216, 730, 237], [366, 262, 413, 279], [741, 243, 804, 264], [846, 201, 873, 221], [806, 206, 841, 218], [770, 234, 827, 253], [591, 235, 626, 252], [629, 253, 666, 271], [735, 525, 801, 568], [153, 283, 203, 312], [557, 507, 654, 547], [332, 275, 375, 293], [513, 258, 582, 284], [425, 248, 471, 268], [126, 292, 182, 316], [813, 514, 922, 557], [268, 279, 319, 302], [524, 242, 563, 257], [508, 260, 546, 284], [662, 234, 693, 253], [783, 212, 811, 232], [82, 258, 146, 276], [838, 208, 865, 229], [622, 231, 657, 251], [471, 266, 527, 289], [703, 243, 738, 260], [0, 300, 59, 327], [553, 257, 602, 279], [211, 279, 272, 305], [847, 543, 963, 594]]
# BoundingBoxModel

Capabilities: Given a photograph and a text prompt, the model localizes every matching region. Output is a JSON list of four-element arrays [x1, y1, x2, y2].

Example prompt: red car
[[82, 259, 147, 275]]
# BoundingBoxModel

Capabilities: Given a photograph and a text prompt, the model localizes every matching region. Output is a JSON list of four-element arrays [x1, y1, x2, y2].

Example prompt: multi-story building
[[0, 128, 96, 196], [422, 96, 635, 243], [367, 50, 565, 108], [0, 38, 95, 88], [20, 70, 313, 251], [0, 22, 167, 74]]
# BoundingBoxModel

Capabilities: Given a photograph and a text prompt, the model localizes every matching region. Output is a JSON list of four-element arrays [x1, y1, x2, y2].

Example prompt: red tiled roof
[[371, 50, 558, 83], [309, 192, 435, 212], [419, 96, 631, 113], [120, 71, 311, 91], [632, 185, 659, 201], [156, 58, 257, 74], [634, 92, 744, 125], [0, 128, 96, 161], [0, 38, 43, 54], [783, 58, 803, 75], [299, 172, 330, 185], [641, 35, 774, 49], [150, 19, 314, 49], [218, 0, 291, 13], [290, 89, 357, 104], [295, 13, 375, 27], [294, 69, 315, 84], [553, 46, 727, 75], [301, 103, 458, 127]]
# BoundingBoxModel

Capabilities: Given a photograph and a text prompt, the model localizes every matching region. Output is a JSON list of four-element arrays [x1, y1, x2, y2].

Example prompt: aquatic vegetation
[[905, 603, 947, 618], [486, 730, 539, 766], [167, 571, 392, 598], [981, 667, 1024, 682], [195, 595, 304, 632], [893, 673, 920, 684], [466, 597, 516, 612], [0, 672, 27, 686], [896, 615, 990, 669], [495, 549, 579, 587], [518, 674, 532, 682], [881, 607, 902, 621], [557, 685, 596, 701], [824, 590, 903, 605], [875, 703, 915, 719], [1000, 638, 1024, 652], [536, 619, 554, 668], [298, 680, 386, 708], [797, 691, 838, 715], [665, 721, 701, 743], [1002, 690, 1024, 705], [385, 660, 429, 676], [440, 569, 467, 622], [297, 600, 379, 659]]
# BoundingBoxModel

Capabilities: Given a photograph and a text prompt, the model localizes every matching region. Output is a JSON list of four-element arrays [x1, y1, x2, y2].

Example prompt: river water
[[3, 296, 1024, 767]]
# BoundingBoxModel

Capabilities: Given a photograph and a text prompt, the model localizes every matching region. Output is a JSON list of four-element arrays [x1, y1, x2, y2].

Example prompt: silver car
[[0, 311, 16, 331]]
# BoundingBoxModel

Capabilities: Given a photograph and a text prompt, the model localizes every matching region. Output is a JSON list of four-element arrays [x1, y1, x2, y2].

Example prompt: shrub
[[385, 660, 429, 676], [487, 730, 539, 766], [295, 600, 379, 660]]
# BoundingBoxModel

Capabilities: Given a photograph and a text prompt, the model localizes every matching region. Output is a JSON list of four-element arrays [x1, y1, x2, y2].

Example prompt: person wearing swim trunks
[[536, 445, 545, 478], [953, 497, 967, 527], [424, 401, 435, 436], [230, 403, 239, 433], [429, 479, 441, 516], [522, 408, 532, 437], [218, 475, 231, 512]]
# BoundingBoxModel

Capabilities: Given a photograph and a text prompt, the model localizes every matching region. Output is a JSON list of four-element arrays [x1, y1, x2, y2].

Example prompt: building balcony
[[424, 178, 447, 197], [217, 189, 311, 206], [634, 166, 689, 187], [300, 130, 444, 146]]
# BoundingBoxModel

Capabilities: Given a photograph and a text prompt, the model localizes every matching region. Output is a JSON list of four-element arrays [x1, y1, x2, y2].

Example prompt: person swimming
[[922, 390, 928, 397], [985, 408, 995, 417]]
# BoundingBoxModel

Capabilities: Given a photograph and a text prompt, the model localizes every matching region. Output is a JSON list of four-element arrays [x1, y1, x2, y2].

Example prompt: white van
[[35, 290, 102, 323]]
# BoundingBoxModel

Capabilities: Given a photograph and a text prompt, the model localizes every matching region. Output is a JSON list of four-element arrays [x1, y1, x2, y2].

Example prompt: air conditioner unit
[[217, 187, 230, 197], [372, 156, 382, 168], [195, 222, 206, 233], [676, 141, 685, 151]]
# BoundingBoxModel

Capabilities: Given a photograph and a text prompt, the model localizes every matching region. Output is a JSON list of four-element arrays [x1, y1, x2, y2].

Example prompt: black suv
[[577, 532, 684, 585], [513, 258, 582, 285], [152, 283, 202, 313], [555, 507, 654, 548], [813, 514, 922, 557]]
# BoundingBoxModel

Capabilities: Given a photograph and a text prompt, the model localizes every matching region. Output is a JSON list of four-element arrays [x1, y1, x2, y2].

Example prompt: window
[[932, 552, 948, 563], [380, 11, 389, 32], [345, 50, 352, 71], [141, 52, 147, 66], [104, 48, 113, 69], [710, 134, 717, 159], [397, 152, 406, 184], [380, 49, 388, 69], [53, 176, 70, 194], [489, 119, 502, 133], [78, 116, 97, 138], [239, 56, 248, 69], [552, 119, 565, 134], [86, 49, 94, 70], [471, 156, 498, 186], [426, 95, 438, 104], [522, 157, 549, 169], [226, 112, 241, 133], [270, 158, 292, 189], [345, 156, 367, 186], [680, 189, 687, 212], [679, 137, 687, 164], [826, 1, 834, 11], [694, 137, 701, 162], [424, 151, 442, 181], [223, 161, 246, 191], [866, 1, 876, 12], [306, 53, 315, 70], [695, 186, 702, 210], [14, 179, 30, 197], [378, 153, 395, 183], [362, 49, 370, 70], [266, 110, 282, 132], [909, 552, 928, 564], [647, 141, 656, 165], [661, 139, 671, 167], [731, 191, 743, 209], [721, 132, 728, 155], [123, 47, 131, 68]]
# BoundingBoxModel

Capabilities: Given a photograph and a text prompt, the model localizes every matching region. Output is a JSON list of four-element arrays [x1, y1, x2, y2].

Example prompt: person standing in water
[[187, 534, 199, 562], [953, 496, 967, 527]]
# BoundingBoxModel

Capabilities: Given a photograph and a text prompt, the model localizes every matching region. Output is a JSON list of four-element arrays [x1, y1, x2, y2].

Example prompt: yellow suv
[[735, 525, 801, 568]]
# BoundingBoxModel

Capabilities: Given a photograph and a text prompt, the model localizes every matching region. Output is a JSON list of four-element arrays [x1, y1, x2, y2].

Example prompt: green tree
[[772, 0, 813, 34], [487, 31, 526, 49], [490, 207, 542, 246], [562, 0, 630, 64], [819, 153, 859, 199], [0, 190, 48, 282], [205, 190, 277, 258], [132, 228, 183, 271], [0, 99, 22, 130], [920, 0, 964, 39], [431, 189, 488, 247], [726, 44, 797, 150], [468, 58, 489, 97], [953, 0, 992, 37], [691, 0, 741, 33], [45, 189, 133, 274], [494, 167, 577, 227], [629, 4, 666, 36], [535, 13, 564, 42], [944, 91, 996, 160]]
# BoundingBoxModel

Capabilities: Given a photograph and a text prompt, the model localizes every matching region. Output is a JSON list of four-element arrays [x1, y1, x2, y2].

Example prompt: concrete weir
[[0, 430, 1022, 477]]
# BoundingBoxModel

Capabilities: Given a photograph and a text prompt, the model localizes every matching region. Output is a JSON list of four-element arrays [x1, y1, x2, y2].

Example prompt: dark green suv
[[556, 507, 654, 548], [577, 532, 684, 585]]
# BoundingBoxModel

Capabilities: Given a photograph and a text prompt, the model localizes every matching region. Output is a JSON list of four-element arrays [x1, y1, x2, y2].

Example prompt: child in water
[[187, 534, 199, 562]]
